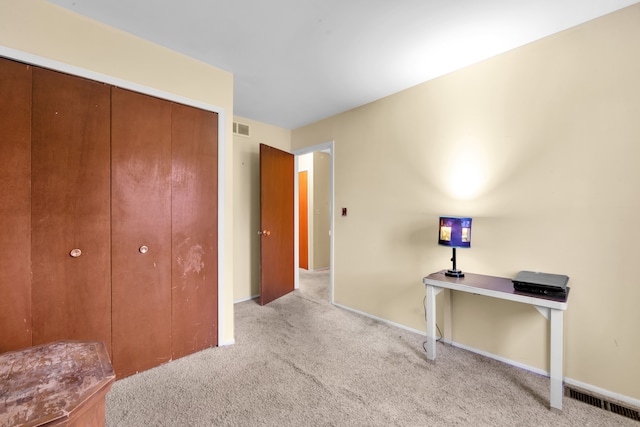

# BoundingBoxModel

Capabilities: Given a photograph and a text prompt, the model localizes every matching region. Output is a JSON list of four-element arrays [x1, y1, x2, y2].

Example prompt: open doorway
[[293, 141, 334, 303], [298, 168, 309, 270], [297, 153, 330, 271]]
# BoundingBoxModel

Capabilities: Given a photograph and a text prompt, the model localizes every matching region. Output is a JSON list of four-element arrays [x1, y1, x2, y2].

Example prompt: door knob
[[69, 248, 82, 258], [139, 245, 149, 254], [258, 230, 271, 236]]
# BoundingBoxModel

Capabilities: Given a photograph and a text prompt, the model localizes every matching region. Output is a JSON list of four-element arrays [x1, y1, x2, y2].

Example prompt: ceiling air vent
[[233, 122, 250, 137]]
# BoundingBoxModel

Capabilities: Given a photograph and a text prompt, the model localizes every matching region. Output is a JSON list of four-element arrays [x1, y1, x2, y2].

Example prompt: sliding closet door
[[0, 58, 32, 352], [171, 103, 219, 358], [111, 88, 172, 378], [31, 68, 112, 351]]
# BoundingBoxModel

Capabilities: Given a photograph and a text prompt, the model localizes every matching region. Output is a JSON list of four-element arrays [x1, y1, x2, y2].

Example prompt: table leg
[[549, 308, 563, 410], [425, 284, 438, 362], [443, 288, 452, 344]]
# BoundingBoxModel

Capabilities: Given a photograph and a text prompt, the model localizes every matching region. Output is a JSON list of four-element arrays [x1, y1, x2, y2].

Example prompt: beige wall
[[6, 0, 639, 404], [0, 0, 236, 343], [233, 116, 291, 301], [292, 4, 640, 402], [312, 152, 331, 269]]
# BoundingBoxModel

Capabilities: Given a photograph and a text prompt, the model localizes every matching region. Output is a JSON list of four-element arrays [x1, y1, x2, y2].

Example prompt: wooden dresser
[[0, 341, 115, 426]]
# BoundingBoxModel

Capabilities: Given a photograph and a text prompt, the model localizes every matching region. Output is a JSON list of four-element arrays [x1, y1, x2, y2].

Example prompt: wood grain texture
[[259, 144, 295, 305], [30, 68, 112, 353], [0, 58, 220, 379], [111, 88, 172, 378], [0, 58, 32, 352], [171, 103, 219, 358]]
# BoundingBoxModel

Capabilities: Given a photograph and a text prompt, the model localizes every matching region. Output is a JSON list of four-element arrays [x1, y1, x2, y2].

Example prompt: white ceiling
[[48, 0, 639, 129]]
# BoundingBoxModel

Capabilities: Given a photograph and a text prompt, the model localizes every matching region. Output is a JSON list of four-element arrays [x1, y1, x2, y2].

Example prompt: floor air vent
[[566, 386, 640, 422], [610, 402, 640, 421]]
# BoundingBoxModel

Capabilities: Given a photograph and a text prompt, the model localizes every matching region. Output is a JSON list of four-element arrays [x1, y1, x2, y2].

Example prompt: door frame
[[292, 141, 335, 304], [0, 46, 230, 346]]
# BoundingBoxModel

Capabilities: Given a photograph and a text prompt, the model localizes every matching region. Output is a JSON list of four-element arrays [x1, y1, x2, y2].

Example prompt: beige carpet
[[106, 269, 635, 426]]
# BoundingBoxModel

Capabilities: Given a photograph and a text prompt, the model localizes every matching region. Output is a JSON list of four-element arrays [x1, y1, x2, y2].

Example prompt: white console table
[[423, 270, 569, 410]]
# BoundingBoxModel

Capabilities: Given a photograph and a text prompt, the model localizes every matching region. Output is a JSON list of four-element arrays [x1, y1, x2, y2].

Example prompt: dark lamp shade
[[438, 216, 472, 248]]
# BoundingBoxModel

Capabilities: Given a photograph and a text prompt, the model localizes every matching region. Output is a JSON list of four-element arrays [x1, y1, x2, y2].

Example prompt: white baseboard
[[446, 341, 549, 377], [334, 302, 640, 410], [234, 295, 259, 304], [332, 303, 427, 336], [447, 341, 640, 409]]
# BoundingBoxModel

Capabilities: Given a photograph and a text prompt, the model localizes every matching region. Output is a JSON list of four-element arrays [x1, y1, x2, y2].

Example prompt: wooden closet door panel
[[111, 88, 172, 378], [171, 103, 218, 359], [0, 58, 32, 352], [31, 68, 112, 351]]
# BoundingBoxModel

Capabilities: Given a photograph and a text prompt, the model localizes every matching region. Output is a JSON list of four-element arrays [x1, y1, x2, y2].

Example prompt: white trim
[[218, 338, 236, 346], [0, 46, 229, 348], [217, 110, 228, 346], [293, 157, 300, 290], [333, 303, 426, 337], [234, 295, 259, 304], [293, 141, 335, 304], [452, 341, 640, 409], [0, 46, 221, 114], [337, 296, 640, 410], [446, 341, 549, 377]]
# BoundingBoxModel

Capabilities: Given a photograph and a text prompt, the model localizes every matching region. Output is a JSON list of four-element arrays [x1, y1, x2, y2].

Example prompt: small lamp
[[438, 216, 472, 277]]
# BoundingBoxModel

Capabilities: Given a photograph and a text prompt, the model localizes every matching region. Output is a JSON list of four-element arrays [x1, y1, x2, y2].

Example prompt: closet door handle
[[139, 245, 149, 254], [69, 248, 82, 258]]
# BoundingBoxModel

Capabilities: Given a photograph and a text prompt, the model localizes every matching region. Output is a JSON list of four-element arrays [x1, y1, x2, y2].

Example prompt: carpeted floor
[[105, 269, 636, 426]]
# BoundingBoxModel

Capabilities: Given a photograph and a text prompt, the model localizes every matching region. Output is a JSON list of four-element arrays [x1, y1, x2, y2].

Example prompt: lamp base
[[445, 269, 464, 278]]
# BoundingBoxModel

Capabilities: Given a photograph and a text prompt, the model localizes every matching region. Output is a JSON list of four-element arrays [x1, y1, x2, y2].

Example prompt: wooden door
[[31, 68, 112, 351], [171, 103, 219, 358], [259, 144, 295, 305], [111, 88, 172, 377], [298, 171, 309, 270], [0, 58, 32, 352]]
